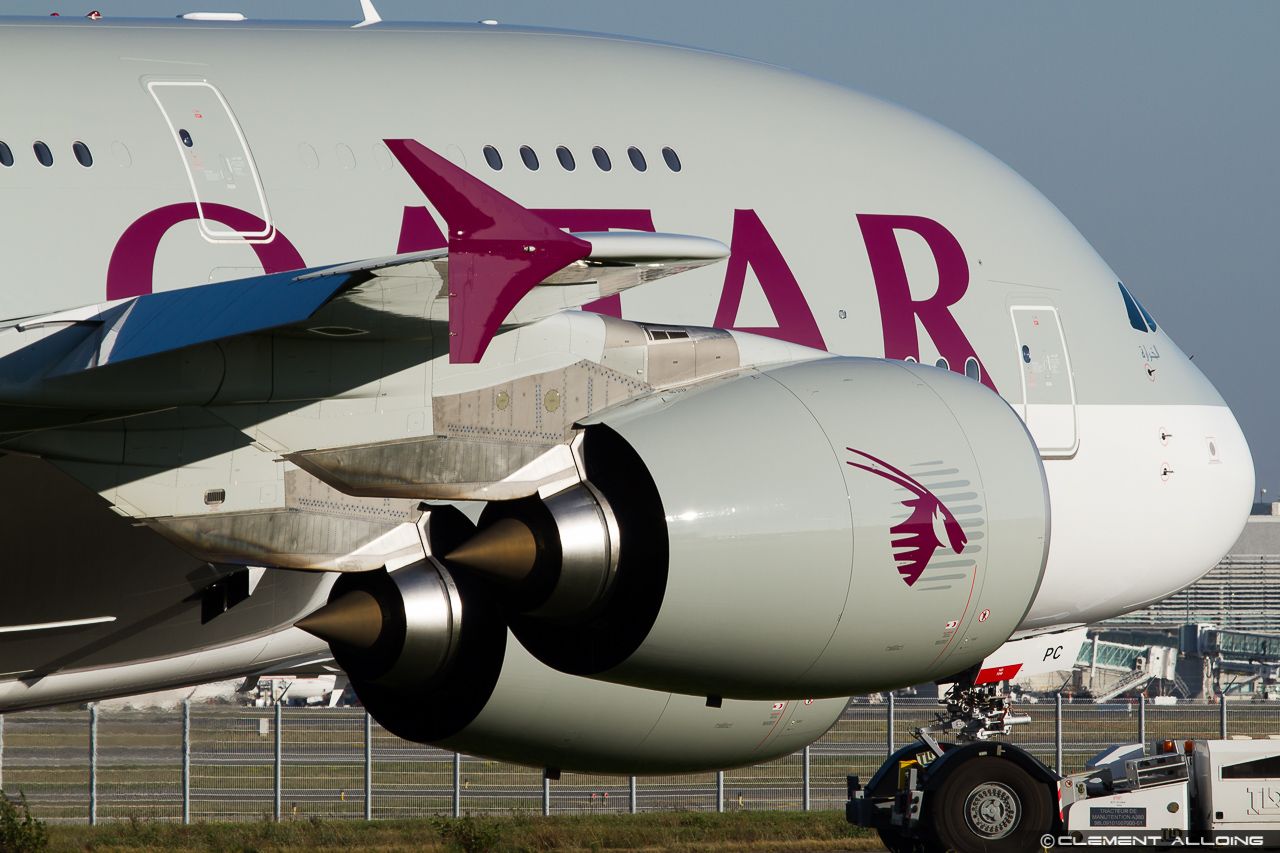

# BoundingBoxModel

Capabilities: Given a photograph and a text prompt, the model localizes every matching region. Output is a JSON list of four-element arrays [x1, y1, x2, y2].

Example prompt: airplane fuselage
[[0, 18, 1254, 702]]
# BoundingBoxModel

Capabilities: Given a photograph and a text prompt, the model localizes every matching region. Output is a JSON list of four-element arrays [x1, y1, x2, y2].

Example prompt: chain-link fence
[[1, 697, 1277, 823]]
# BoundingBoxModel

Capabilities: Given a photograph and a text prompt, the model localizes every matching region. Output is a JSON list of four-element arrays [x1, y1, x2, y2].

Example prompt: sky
[[9, 1, 1280, 495]]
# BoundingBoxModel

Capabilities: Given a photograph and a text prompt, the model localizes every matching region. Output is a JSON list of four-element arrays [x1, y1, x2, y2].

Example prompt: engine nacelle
[[298, 507, 844, 773], [433, 638, 845, 774], [465, 357, 1051, 699]]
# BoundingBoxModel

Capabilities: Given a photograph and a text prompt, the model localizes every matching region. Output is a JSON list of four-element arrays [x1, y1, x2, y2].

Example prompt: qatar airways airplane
[[0, 5, 1252, 812]]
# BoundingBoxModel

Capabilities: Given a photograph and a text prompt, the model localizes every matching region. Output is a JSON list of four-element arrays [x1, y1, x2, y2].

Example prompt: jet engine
[[448, 357, 1051, 700], [298, 507, 846, 773]]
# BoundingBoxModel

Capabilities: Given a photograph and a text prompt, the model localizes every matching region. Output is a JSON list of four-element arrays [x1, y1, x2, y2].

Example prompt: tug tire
[[925, 756, 1052, 853]]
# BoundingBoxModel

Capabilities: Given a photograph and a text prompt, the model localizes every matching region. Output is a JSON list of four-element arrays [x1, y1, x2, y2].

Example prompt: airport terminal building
[[1105, 508, 1280, 635], [1084, 507, 1280, 701]]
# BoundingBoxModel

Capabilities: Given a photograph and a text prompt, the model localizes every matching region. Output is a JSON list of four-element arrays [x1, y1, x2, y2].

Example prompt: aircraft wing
[[6, 228, 724, 381], [0, 141, 733, 584], [0, 138, 743, 710], [0, 137, 725, 386]]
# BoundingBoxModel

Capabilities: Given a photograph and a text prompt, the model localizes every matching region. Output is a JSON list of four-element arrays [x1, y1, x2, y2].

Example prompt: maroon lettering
[[106, 197, 991, 389], [107, 204, 304, 300], [713, 209, 826, 350], [857, 214, 995, 391]]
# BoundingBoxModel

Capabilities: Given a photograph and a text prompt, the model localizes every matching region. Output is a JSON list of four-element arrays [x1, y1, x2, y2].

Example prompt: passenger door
[[1010, 305, 1078, 456], [147, 80, 273, 242]]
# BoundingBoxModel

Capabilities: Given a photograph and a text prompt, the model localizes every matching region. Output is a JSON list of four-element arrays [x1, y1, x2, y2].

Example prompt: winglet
[[383, 140, 591, 363], [353, 0, 382, 28]]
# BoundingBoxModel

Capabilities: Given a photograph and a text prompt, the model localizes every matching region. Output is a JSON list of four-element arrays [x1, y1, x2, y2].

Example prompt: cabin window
[[483, 145, 503, 170], [935, 357, 949, 370], [73, 141, 93, 167], [592, 146, 612, 171], [628, 146, 647, 172], [965, 357, 981, 381], [519, 145, 539, 171], [662, 146, 682, 172], [33, 141, 53, 167], [178, 128, 194, 148], [0, 142, 12, 167], [556, 145, 575, 171]]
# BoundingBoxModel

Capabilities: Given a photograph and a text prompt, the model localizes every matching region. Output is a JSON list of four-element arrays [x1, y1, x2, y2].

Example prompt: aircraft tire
[[925, 756, 1051, 853]]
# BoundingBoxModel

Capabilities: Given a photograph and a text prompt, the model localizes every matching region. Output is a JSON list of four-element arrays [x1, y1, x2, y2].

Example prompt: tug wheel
[[926, 756, 1051, 853], [877, 824, 915, 853]]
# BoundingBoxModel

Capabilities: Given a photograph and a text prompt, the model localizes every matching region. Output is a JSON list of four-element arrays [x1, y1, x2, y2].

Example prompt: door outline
[[1010, 304, 1079, 457], [147, 80, 274, 243]]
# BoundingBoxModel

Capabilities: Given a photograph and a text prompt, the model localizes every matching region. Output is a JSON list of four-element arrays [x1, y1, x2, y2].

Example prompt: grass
[[44, 812, 881, 852]]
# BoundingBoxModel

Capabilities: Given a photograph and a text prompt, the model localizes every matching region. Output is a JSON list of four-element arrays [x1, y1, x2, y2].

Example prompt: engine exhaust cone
[[446, 517, 538, 583], [296, 589, 383, 649]]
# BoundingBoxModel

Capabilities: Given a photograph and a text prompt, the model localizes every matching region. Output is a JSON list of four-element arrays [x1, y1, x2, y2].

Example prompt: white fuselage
[[0, 18, 1253, 654]]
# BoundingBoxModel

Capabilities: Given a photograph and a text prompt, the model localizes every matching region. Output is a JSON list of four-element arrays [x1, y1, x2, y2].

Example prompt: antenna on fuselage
[[353, 0, 382, 28]]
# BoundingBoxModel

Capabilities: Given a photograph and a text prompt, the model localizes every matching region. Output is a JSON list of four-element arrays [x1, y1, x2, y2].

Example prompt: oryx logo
[[846, 448, 968, 587]]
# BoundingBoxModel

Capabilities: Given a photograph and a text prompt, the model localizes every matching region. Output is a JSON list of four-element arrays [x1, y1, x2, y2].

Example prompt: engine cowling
[[456, 356, 1051, 699], [299, 506, 845, 773], [434, 638, 845, 774]]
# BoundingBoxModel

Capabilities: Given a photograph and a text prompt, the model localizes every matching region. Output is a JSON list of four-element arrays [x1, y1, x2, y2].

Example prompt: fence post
[[1055, 693, 1064, 773], [273, 703, 282, 822], [541, 774, 551, 817], [88, 704, 98, 826], [363, 710, 373, 821], [715, 769, 725, 813], [628, 775, 637, 815], [801, 744, 811, 811], [451, 753, 461, 818], [1219, 694, 1227, 739], [1138, 697, 1146, 746], [181, 700, 190, 825], [886, 693, 895, 756]]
